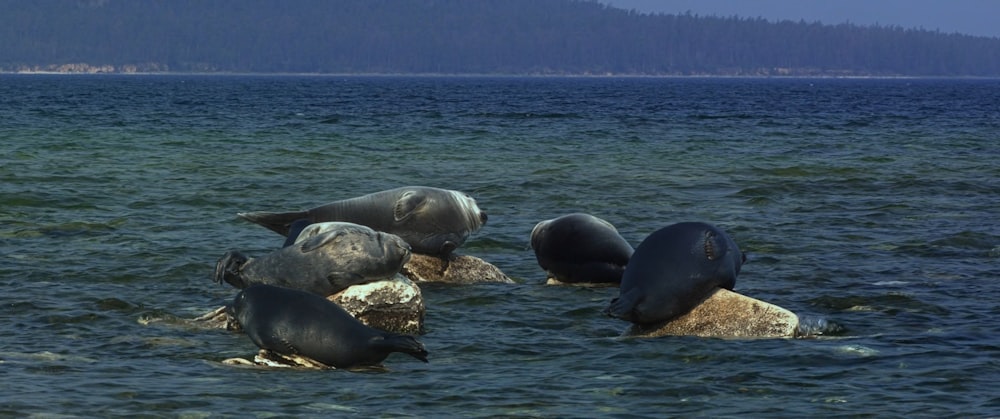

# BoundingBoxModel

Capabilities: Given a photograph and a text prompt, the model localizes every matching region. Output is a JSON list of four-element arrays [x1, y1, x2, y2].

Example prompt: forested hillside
[[3, 0, 1000, 76]]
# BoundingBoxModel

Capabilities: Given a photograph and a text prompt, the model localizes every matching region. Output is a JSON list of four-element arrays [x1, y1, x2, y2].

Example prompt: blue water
[[1, 74, 998, 417]]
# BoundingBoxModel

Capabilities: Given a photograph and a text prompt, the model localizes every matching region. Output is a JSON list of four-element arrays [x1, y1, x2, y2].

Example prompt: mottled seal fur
[[214, 222, 411, 296], [606, 221, 745, 325], [230, 284, 428, 369], [238, 186, 487, 256], [530, 213, 634, 284]]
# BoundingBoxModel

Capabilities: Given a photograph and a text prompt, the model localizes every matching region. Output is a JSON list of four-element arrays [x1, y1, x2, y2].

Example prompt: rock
[[328, 274, 425, 335], [189, 306, 239, 331], [545, 277, 618, 287], [221, 350, 393, 370], [222, 350, 331, 369], [401, 253, 514, 284], [622, 288, 799, 339]]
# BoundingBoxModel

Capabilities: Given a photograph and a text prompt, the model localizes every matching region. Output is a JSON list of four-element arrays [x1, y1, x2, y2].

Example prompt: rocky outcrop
[[544, 277, 618, 287], [622, 288, 799, 339], [327, 274, 424, 335]]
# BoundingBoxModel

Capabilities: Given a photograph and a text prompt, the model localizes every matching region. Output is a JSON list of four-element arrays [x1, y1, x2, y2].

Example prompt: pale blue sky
[[602, 0, 1000, 39]]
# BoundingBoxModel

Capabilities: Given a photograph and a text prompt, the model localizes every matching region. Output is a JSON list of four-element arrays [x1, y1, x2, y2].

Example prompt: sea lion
[[214, 222, 412, 296], [230, 284, 428, 369], [239, 186, 487, 256], [606, 221, 745, 325], [530, 213, 634, 284]]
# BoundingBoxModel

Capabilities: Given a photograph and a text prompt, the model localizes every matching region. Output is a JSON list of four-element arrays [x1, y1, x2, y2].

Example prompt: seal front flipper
[[214, 250, 250, 289], [282, 218, 314, 247], [326, 272, 367, 290], [371, 334, 429, 363], [393, 190, 428, 222], [238, 210, 310, 236], [298, 230, 346, 253], [606, 287, 644, 322]]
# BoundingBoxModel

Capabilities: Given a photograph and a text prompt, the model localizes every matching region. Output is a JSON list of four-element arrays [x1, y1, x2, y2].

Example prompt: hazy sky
[[602, 0, 1000, 39]]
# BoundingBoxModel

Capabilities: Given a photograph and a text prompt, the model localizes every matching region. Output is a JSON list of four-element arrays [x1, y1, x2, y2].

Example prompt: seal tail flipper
[[374, 334, 429, 363], [214, 250, 250, 289], [237, 211, 310, 236]]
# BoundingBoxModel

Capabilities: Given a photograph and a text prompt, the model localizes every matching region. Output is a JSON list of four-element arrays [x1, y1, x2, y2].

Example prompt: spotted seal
[[214, 222, 411, 296]]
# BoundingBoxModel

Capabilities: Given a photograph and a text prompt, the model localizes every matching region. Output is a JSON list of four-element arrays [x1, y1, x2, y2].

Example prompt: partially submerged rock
[[328, 274, 425, 335], [401, 253, 514, 284], [189, 306, 238, 330], [622, 288, 799, 339], [222, 349, 331, 369], [545, 277, 618, 287], [221, 350, 392, 370]]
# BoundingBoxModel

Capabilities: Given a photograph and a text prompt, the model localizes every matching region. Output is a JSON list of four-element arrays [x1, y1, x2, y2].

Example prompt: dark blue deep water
[[1, 75, 998, 417]]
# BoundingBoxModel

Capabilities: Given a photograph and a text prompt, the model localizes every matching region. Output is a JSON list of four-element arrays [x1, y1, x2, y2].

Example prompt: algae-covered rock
[[328, 274, 425, 335], [401, 253, 514, 284]]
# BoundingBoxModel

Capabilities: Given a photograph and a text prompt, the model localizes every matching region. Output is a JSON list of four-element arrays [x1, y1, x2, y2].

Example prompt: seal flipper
[[606, 287, 644, 322], [393, 190, 427, 222], [238, 210, 310, 236], [214, 250, 250, 289], [282, 218, 314, 247], [372, 334, 429, 363]]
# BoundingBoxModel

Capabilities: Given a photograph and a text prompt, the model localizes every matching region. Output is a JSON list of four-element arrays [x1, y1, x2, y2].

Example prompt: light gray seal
[[606, 221, 745, 325], [214, 222, 412, 296], [230, 284, 428, 369], [530, 213, 634, 284], [239, 186, 487, 256]]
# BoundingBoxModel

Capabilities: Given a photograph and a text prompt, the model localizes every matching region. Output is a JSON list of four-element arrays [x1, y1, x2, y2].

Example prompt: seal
[[606, 221, 745, 325], [230, 284, 429, 369], [530, 213, 634, 284], [214, 222, 412, 296], [238, 186, 487, 256]]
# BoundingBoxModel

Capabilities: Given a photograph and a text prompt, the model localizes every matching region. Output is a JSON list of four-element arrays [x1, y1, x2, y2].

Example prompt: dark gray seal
[[606, 221, 745, 325], [238, 186, 487, 256], [530, 213, 634, 284], [230, 284, 428, 369], [214, 222, 412, 296]]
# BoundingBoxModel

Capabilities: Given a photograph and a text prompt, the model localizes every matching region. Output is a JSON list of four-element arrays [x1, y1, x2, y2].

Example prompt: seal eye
[[479, 212, 488, 224]]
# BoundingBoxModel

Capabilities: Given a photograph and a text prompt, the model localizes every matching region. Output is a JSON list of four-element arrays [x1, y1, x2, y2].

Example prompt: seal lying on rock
[[238, 186, 487, 256], [530, 213, 633, 285], [193, 274, 426, 335], [607, 222, 745, 325], [230, 284, 429, 369], [214, 223, 411, 296], [284, 221, 512, 285]]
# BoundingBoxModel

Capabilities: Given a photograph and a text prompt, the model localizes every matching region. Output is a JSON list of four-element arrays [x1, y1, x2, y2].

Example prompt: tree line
[[2, 0, 1000, 76]]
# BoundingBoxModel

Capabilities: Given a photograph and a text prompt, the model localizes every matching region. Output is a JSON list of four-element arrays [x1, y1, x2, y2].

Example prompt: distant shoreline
[[3, 70, 997, 80]]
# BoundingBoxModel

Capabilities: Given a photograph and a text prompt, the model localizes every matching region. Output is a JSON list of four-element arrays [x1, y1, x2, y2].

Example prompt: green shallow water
[[1, 75, 998, 417]]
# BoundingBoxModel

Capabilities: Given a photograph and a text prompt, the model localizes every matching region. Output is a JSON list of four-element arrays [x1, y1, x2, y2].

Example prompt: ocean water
[[1, 74, 998, 417]]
